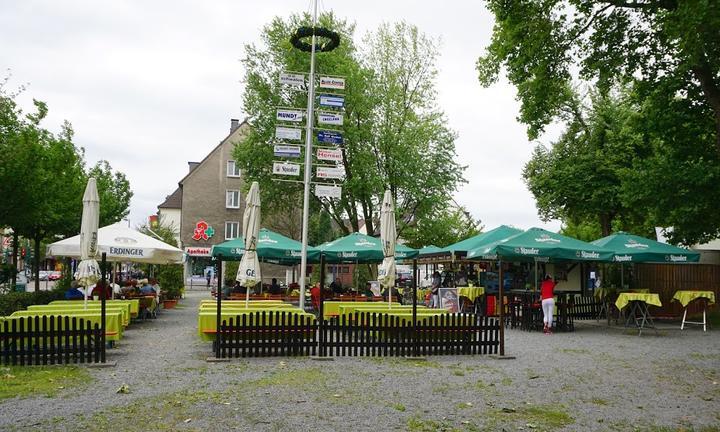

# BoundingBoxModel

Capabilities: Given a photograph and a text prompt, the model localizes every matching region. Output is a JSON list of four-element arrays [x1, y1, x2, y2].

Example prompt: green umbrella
[[439, 225, 524, 258], [467, 227, 614, 262], [590, 231, 700, 263], [418, 245, 442, 257], [320, 232, 418, 263], [211, 228, 320, 265]]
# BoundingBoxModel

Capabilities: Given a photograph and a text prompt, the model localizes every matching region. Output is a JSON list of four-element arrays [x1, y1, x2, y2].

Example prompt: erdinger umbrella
[[591, 231, 700, 263], [76, 178, 100, 308], [377, 191, 396, 307], [236, 182, 261, 307]]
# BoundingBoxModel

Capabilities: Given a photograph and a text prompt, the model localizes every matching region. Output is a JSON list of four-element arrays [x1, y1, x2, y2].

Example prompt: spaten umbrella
[[76, 178, 100, 308], [236, 182, 261, 307]]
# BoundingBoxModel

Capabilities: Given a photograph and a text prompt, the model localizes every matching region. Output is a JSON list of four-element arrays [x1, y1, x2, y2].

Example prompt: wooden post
[[215, 255, 222, 358], [319, 255, 326, 356], [412, 258, 418, 357], [100, 252, 106, 363], [498, 259, 505, 356]]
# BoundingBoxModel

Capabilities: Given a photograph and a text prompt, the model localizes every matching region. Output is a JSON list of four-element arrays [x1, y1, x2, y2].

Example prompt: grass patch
[[590, 397, 609, 406], [500, 377, 512, 386], [0, 366, 92, 400], [392, 403, 406, 412], [559, 348, 590, 355], [453, 369, 465, 376], [486, 404, 573, 431], [248, 367, 331, 390]]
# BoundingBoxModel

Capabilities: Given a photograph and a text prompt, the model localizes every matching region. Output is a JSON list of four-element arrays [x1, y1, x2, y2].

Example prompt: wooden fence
[[216, 311, 499, 358], [636, 264, 720, 316], [0, 316, 105, 366]]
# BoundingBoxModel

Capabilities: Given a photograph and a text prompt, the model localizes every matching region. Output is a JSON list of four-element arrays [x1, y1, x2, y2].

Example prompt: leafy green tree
[[87, 160, 133, 227], [403, 205, 482, 249], [477, 0, 720, 153], [138, 222, 184, 298], [234, 14, 466, 241]]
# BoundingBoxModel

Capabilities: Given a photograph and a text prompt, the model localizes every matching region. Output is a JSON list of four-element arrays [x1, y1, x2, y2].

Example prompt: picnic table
[[672, 290, 715, 332], [51, 299, 140, 318], [197, 309, 315, 342], [7, 310, 124, 341], [615, 292, 662, 335], [27, 304, 130, 327]]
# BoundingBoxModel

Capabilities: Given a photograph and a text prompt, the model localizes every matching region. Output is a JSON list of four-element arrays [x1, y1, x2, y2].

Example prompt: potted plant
[[157, 264, 183, 309]]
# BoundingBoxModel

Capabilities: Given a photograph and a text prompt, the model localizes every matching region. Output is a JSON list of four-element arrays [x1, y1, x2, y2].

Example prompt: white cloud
[[0, 0, 561, 234]]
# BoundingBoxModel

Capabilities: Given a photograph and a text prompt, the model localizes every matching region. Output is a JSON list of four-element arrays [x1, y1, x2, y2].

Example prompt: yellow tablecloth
[[51, 299, 139, 318], [458, 287, 485, 302], [323, 301, 399, 318], [7, 311, 123, 341], [615, 293, 662, 311], [672, 290, 716, 307], [28, 305, 130, 327], [199, 303, 295, 310], [200, 299, 283, 305], [197, 310, 315, 342]]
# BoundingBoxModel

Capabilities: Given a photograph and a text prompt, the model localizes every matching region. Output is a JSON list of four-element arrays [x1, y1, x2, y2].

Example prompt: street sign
[[319, 76, 345, 90], [276, 109, 305, 123], [273, 162, 301, 176], [317, 112, 343, 126], [279, 72, 306, 87], [316, 166, 344, 179], [317, 130, 343, 144], [274, 145, 302, 158], [319, 94, 344, 108], [317, 148, 342, 162], [276, 126, 302, 141], [315, 184, 342, 198]]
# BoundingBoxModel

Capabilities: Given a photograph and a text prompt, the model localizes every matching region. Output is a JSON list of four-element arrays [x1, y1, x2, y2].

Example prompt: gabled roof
[[178, 119, 250, 186], [158, 187, 182, 210]]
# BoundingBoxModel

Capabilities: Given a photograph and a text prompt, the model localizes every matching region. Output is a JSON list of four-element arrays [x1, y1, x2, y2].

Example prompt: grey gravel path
[[1, 290, 718, 431]]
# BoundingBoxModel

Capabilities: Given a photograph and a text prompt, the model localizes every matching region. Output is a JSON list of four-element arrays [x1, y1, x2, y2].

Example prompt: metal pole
[[216, 256, 222, 358], [100, 252, 107, 363], [298, 0, 319, 311], [498, 259, 505, 356]]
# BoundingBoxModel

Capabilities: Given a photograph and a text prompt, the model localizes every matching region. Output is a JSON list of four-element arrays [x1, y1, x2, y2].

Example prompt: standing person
[[430, 271, 441, 308], [206, 270, 211, 288], [540, 274, 556, 334]]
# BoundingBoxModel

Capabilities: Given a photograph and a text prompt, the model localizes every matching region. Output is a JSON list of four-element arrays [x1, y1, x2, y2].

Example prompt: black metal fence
[[0, 316, 105, 365], [216, 311, 499, 358]]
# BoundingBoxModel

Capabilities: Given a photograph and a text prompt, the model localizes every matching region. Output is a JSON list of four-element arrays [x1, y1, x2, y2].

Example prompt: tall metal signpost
[[273, 0, 342, 310]]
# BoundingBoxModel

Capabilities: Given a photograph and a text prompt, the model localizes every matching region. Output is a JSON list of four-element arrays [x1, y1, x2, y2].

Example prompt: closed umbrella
[[377, 190, 396, 308], [236, 182, 261, 307], [76, 178, 100, 309]]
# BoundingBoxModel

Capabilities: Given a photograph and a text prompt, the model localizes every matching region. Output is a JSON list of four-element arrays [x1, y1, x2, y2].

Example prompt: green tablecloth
[[337, 306, 448, 319], [199, 303, 294, 310], [7, 311, 123, 341], [51, 299, 140, 318], [457, 287, 485, 302], [28, 305, 129, 327], [200, 299, 284, 305], [672, 290, 716, 307], [197, 310, 316, 342], [323, 301, 400, 318], [615, 293, 662, 310]]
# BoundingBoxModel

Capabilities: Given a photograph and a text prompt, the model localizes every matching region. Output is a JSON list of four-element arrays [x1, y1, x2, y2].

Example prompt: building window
[[226, 190, 240, 208], [227, 160, 241, 178], [225, 221, 240, 240]]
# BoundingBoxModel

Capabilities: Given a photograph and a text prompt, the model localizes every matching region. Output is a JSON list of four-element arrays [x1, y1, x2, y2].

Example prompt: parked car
[[37, 270, 51, 281], [48, 271, 62, 281]]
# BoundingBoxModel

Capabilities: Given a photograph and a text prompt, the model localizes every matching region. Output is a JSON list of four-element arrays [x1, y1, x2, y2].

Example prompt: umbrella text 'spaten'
[[377, 191, 396, 308], [237, 182, 261, 307], [76, 178, 100, 307]]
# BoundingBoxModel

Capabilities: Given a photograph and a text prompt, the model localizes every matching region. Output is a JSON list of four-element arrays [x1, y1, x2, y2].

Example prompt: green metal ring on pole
[[290, 26, 340, 52]]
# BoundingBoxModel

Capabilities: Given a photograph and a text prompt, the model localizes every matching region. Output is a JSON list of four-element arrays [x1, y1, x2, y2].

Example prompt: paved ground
[[0, 290, 718, 431]]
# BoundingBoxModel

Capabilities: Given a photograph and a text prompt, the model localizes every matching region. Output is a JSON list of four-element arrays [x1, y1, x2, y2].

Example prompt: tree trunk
[[599, 213, 612, 237], [10, 231, 18, 289], [691, 62, 720, 155], [33, 234, 41, 292]]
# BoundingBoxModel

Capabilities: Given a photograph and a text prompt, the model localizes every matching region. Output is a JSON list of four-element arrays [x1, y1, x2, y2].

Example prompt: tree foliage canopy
[[234, 14, 467, 243]]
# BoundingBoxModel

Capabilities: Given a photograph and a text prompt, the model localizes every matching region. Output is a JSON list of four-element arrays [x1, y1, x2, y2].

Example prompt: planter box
[[163, 299, 178, 309]]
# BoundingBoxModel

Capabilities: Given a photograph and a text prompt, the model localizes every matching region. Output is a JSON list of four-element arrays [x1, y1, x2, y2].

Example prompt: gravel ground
[[1, 290, 718, 431]]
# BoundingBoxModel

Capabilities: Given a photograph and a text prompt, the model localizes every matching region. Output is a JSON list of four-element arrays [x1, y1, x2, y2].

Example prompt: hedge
[[0, 288, 66, 316]]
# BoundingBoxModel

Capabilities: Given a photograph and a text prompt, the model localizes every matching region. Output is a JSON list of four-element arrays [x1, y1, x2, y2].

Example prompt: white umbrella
[[75, 178, 100, 308], [377, 190, 396, 309], [237, 182, 261, 307]]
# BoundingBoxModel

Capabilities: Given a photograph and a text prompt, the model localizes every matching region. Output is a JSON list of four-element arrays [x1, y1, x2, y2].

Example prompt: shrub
[[156, 264, 183, 300], [0, 288, 66, 316]]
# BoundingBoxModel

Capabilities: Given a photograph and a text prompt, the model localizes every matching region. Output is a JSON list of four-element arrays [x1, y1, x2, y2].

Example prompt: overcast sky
[[1, 0, 561, 234]]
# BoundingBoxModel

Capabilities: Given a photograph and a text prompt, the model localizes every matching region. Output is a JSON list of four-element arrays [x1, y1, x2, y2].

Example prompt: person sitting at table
[[268, 278, 282, 295], [310, 282, 321, 311], [231, 281, 247, 295], [139, 279, 156, 295], [65, 281, 85, 300], [363, 282, 374, 298], [540, 274, 556, 335], [329, 279, 343, 295], [88, 281, 112, 299]]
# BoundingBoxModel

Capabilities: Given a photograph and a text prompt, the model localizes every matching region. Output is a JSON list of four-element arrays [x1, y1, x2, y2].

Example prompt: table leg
[[703, 302, 707, 332], [681, 307, 687, 330]]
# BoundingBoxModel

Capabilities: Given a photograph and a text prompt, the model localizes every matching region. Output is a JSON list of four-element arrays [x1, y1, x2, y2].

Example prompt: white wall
[[158, 209, 182, 247]]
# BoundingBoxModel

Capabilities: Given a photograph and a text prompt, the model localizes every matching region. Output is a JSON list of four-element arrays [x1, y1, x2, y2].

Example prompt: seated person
[[65, 281, 85, 300], [363, 282, 374, 298], [139, 279, 156, 295], [329, 279, 343, 295], [88, 281, 112, 299], [268, 278, 282, 295], [310, 282, 321, 310]]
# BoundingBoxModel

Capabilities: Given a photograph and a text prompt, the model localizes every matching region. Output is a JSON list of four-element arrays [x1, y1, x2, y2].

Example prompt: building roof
[[158, 187, 182, 209], [178, 119, 250, 186]]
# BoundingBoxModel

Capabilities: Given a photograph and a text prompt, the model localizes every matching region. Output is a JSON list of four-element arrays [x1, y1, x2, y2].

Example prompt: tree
[[477, 1, 720, 153], [138, 222, 184, 298], [234, 14, 466, 242], [87, 160, 133, 227], [403, 205, 482, 249]]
